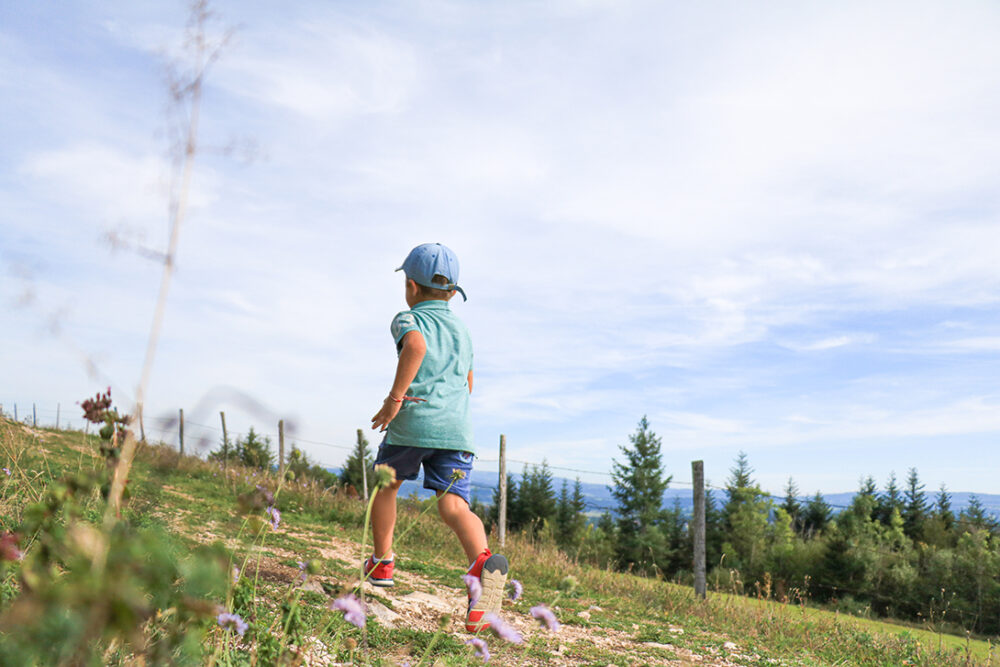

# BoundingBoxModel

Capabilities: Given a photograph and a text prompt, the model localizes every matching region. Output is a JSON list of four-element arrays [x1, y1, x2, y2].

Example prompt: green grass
[[2, 418, 998, 666]]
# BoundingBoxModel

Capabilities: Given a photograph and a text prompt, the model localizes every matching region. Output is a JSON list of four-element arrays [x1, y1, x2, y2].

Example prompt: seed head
[[450, 468, 466, 481], [373, 464, 397, 488]]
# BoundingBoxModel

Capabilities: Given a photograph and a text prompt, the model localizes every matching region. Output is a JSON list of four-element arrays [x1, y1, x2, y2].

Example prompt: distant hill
[[333, 468, 1000, 520]]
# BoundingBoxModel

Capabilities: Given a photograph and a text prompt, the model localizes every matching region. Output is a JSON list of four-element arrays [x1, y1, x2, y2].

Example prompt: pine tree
[[934, 484, 955, 530], [801, 491, 832, 536], [876, 472, 904, 526], [902, 467, 928, 539], [339, 429, 374, 495], [237, 427, 273, 470], [609, 416, 672, 572], [781, 477, 802, 533]]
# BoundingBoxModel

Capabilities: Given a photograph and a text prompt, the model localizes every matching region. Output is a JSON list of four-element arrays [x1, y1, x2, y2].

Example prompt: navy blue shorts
[[373, 443, 475, 505]]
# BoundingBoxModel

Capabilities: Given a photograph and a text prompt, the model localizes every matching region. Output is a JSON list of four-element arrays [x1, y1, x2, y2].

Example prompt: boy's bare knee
[[437, 492, 468, 520]]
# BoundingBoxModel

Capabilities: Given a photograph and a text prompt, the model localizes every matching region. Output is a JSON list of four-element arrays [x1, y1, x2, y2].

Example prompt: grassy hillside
[[1, 417, 996, 666]]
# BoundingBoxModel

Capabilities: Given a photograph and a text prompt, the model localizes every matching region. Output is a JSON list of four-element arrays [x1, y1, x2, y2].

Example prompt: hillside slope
[[1, 418, 994, 666]]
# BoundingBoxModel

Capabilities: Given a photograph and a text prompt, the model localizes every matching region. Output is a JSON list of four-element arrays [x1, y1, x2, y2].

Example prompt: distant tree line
[[478, 417, 1000, 637]]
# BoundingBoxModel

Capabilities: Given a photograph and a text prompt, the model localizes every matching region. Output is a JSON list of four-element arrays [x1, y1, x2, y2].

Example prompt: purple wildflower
[[466, 637, 490, 662], [297, 560, 308, 583], [217, 611, 248, 637], [2, 468, 10, 477], [265, 506, 281, 530], [463, 573, 483, 606], [507, 579, 523, 601], [232, 566, 240, 584], [530, 604, 560, 632], [255, 484, 274, 506], [483, 612, 522, 643], [331, 594, 366, 629]]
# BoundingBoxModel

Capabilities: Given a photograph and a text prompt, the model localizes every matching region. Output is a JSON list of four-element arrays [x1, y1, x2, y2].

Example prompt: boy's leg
[[373, 479, 404, 559], [436, 491, 488, 564]]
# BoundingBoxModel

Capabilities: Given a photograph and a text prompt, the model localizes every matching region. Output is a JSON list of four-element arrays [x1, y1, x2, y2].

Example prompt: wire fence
[[0, 401, 968, 515]]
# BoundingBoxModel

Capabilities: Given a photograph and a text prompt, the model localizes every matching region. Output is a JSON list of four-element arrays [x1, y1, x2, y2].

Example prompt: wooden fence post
[[56, 403, 60, 429], [33, 403, 37, 427], [278, 419, 285, 477], [498, 434, 508, 549], [14, 404, 18, 422], [692, 460, 707, 599], [138, 402, 146, 442], [178, 409, 184, 456], [357, 429, 369, 504], [220, 411, 228, 468]]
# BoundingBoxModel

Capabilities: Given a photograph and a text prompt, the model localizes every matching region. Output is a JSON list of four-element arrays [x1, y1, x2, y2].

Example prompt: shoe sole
[[467, 553, 508, 632]]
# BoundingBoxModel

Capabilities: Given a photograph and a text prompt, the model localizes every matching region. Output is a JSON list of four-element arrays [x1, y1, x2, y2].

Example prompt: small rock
[[589, 605, 603, 611], [577, 610, 591, 620], [399, 591, 452, 613], [643, 642, 673, 650], [299, 580, 325, 594], [723, 641, 738, 651], [668, 626, 684, 634], [368, 601, 402, 628]]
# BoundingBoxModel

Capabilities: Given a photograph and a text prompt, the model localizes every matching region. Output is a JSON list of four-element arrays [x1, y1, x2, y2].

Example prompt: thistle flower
[[450, 468, 467, 481], [530, 604, 560, 632], [483, 612, 522, 643], [217, 611, 248, 637], [507, 579, 523, 601], [265, 506, 281, 530], [466, 637, 490, 662], [332, 593, 366, 629], [463, 573, 482, 606], [0, 532, 23, 562]]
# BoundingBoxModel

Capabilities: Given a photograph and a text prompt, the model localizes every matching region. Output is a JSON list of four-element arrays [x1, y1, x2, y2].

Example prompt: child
[[367, 243, 508, 633]]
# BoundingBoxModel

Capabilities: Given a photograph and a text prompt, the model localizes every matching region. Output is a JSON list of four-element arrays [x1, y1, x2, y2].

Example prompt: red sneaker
[[466, 549, 508, 633], [363, 555, 394, 587]]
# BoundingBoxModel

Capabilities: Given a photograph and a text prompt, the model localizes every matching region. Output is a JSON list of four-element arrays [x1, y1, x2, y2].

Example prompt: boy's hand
[[371, 396, 402, 432]]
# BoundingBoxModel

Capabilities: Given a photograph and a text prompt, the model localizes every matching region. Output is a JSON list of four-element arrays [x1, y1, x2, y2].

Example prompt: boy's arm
[[371, 330, 427, 432]]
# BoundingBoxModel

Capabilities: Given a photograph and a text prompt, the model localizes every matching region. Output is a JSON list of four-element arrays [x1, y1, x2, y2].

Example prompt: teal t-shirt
[[385, 300, 474, 452]]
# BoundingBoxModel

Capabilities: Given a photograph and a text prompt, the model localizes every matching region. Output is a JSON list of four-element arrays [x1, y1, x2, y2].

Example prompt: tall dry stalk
[[106, 0, 229, 520]]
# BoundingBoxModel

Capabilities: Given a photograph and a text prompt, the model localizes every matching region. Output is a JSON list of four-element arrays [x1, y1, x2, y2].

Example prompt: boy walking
[[367, 243, 508, 633]]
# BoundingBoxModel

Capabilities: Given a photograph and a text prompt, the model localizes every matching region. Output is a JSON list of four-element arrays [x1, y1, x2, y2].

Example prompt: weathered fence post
[[138, 403, 146, 442], [498, 434, 508, 549], [220, 411, 228, 468], [14, 404, 18, 422], [33, 403, 37, 427], [178, 409, 184, 456], [357, 429, 369, 504], [278, 419, 286, 477], [692, 460, 707, 599], [56, 403, 60, 429]]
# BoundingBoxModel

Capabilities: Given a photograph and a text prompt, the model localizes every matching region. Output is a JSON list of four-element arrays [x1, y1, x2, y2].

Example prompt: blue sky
[[2, 1, 999, 497]]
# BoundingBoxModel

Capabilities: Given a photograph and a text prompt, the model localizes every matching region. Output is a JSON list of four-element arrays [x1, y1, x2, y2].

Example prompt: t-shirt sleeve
[[390, 311, 419, 346]]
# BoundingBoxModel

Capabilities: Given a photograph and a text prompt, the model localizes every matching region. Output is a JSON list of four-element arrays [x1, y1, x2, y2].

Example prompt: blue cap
[[396, 243, 467, 301]]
